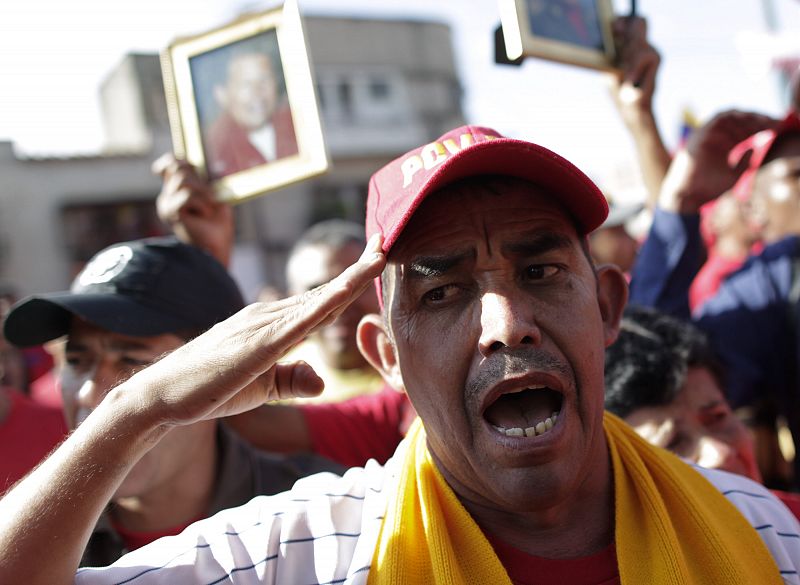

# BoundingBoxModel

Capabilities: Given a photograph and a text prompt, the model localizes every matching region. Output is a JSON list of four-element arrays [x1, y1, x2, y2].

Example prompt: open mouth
[[484, 385, 563, 438]]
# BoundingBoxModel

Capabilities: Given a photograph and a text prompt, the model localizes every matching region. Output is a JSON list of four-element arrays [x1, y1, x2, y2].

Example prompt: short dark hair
[[604, 305, 723, 418]]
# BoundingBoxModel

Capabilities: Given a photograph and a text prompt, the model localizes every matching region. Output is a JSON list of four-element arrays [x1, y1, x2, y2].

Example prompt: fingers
[[246, 234, 385, 363], [287, 233, 385, 334], [151, 152, 176, 177], [612, 16, 658, 89], [155, 159, 219, 223]]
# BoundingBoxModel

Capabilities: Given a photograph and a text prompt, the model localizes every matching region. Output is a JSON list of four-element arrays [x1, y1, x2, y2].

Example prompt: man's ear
[[595, 263, 628, 348], [357, 314, 404, 391]]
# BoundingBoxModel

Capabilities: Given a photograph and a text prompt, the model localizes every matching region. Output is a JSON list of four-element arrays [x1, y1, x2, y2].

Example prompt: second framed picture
[[498, 0, 617, 71], [161, 0, 329, 203]]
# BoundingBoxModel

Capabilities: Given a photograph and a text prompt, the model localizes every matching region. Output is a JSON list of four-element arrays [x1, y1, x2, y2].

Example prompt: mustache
[[466, 347, 571, 402]]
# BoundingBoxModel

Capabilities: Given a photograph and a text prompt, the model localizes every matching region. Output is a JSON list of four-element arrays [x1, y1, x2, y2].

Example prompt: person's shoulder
[[695, 465, 800, 575], [697, 465, 786, 509], [78, 462, 389, 584]]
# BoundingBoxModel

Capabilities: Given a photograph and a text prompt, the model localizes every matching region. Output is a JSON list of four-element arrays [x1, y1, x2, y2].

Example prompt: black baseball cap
[[3, 237, 245, 347]]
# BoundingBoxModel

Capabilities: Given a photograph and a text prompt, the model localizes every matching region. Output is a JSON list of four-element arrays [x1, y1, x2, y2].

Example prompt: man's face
[[750, 136, 800, 242], [624, 367, 761, 482], [288, 242, 379, 370], [222, 53, 279, 131], [60, 318, 213, 499], [383, 178, 622, 512]]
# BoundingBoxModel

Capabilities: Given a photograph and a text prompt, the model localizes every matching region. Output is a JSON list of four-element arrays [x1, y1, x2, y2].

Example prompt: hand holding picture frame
[[498, 0, 617, 71], [161, 0, 328, 203]]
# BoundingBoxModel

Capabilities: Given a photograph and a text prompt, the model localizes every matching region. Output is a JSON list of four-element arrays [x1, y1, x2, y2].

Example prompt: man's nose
[[478, 290, 541, 357]]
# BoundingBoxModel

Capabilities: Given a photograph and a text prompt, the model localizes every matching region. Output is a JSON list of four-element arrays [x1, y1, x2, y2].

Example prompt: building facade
[[0, 16, 464, 301]]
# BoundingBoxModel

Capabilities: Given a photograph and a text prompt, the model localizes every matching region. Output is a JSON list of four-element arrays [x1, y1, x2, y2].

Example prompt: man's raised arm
[[0, 236, 385, 585], [629, 109, 776, 315]]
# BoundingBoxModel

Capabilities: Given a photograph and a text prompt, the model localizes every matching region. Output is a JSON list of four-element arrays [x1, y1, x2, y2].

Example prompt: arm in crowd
[[226, 386, 410, 468], [152, 154, 235, 268], [628, 109, 777, 316], [0, 240, 385, 585], [607, 16, 671, 208]]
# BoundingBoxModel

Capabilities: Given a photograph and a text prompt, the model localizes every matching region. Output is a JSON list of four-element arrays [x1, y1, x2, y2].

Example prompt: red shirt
[[773, 489, 800, 522], [301, 386, 412, 468], [487, 533, 620, 585], [689, 252, 745, 312], [111, 515, 203, 551], [0, 387, 68, 493]]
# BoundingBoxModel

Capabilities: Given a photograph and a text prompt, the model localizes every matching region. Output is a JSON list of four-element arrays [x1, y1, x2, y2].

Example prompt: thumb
[[272, 361, 325, 401]]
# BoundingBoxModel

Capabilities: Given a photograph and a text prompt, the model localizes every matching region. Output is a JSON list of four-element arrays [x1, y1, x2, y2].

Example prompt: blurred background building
[[0, 16, 464, 301]]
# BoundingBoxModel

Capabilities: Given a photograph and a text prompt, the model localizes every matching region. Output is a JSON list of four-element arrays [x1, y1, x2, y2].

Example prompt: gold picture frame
[[161, 0, 328, 203], [498, 0, 617, 71]]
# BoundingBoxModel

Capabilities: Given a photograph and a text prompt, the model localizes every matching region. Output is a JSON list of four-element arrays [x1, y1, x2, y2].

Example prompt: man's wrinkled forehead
[[379, 178, 583, 308], [387, 176, 579, 255]]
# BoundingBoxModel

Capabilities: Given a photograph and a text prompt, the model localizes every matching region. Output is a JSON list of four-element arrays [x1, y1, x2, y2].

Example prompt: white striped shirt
[[75, 454, 800, 585]]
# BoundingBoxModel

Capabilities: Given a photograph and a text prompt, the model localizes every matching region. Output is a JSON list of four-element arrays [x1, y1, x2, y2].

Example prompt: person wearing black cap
[[1, 128, 798, 584], [2, 236, 342, 567]]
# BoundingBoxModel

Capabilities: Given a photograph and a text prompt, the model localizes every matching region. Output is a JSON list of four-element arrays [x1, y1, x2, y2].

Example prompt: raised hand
[[116, 234, 386, 427], [152, 153, 235, 267], [608, 16, 660, 127], [659, 110, 778, 213]]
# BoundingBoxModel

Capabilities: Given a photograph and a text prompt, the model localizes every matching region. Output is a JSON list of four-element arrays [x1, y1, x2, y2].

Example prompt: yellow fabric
[[368, 412, 782, 584]]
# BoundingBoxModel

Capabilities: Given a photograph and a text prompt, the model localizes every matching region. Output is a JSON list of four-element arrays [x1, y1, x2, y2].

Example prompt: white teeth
[[507, 384, 546, 395], [495, 411, 560, 438]]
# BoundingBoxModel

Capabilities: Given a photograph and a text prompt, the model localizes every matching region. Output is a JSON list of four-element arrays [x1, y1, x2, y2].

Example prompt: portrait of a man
[[191, 31, 299, 181], [527, 0, 604, 50]]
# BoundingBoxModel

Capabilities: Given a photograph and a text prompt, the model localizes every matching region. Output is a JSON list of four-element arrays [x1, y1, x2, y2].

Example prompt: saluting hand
[[115, 234, 386, 428]]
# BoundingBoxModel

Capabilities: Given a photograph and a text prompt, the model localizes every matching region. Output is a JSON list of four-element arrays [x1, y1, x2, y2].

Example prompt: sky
[[1, 0, 800, 196]]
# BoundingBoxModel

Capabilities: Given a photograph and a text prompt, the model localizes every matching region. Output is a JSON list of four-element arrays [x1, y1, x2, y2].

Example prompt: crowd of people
[[2, 12, 800, 585]]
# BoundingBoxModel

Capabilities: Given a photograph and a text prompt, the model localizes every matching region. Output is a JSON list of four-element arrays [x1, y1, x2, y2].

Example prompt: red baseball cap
[[366, 125, 608, 256], [728, 110, 800, 200]]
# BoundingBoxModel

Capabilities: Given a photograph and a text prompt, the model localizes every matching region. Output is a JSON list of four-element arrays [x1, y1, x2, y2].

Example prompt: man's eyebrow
[[501, 232, 574, 257], [407, 250, 473, 279]]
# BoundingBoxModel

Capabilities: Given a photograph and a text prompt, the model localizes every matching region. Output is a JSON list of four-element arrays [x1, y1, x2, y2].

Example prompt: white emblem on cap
[[77, 246, 134, 286]]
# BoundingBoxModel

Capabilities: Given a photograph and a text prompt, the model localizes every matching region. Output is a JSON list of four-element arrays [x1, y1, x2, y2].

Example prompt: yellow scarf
[[368, 412, 782, 584]]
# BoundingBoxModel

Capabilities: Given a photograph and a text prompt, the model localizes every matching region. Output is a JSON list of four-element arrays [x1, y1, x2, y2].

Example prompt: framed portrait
[[161, 0, 328, 203], [498, 0, 617, 71]]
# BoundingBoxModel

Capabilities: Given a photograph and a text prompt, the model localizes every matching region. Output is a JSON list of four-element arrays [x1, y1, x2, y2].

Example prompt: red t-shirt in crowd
[[487, 533, 619, 585], [301, 386, 412, 468], [28, 368, 62, 409], [0, 387, 68, 493], [773, 489, 800, 521], [689, 252, 745, 313], [111, 515, 203, 552]]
